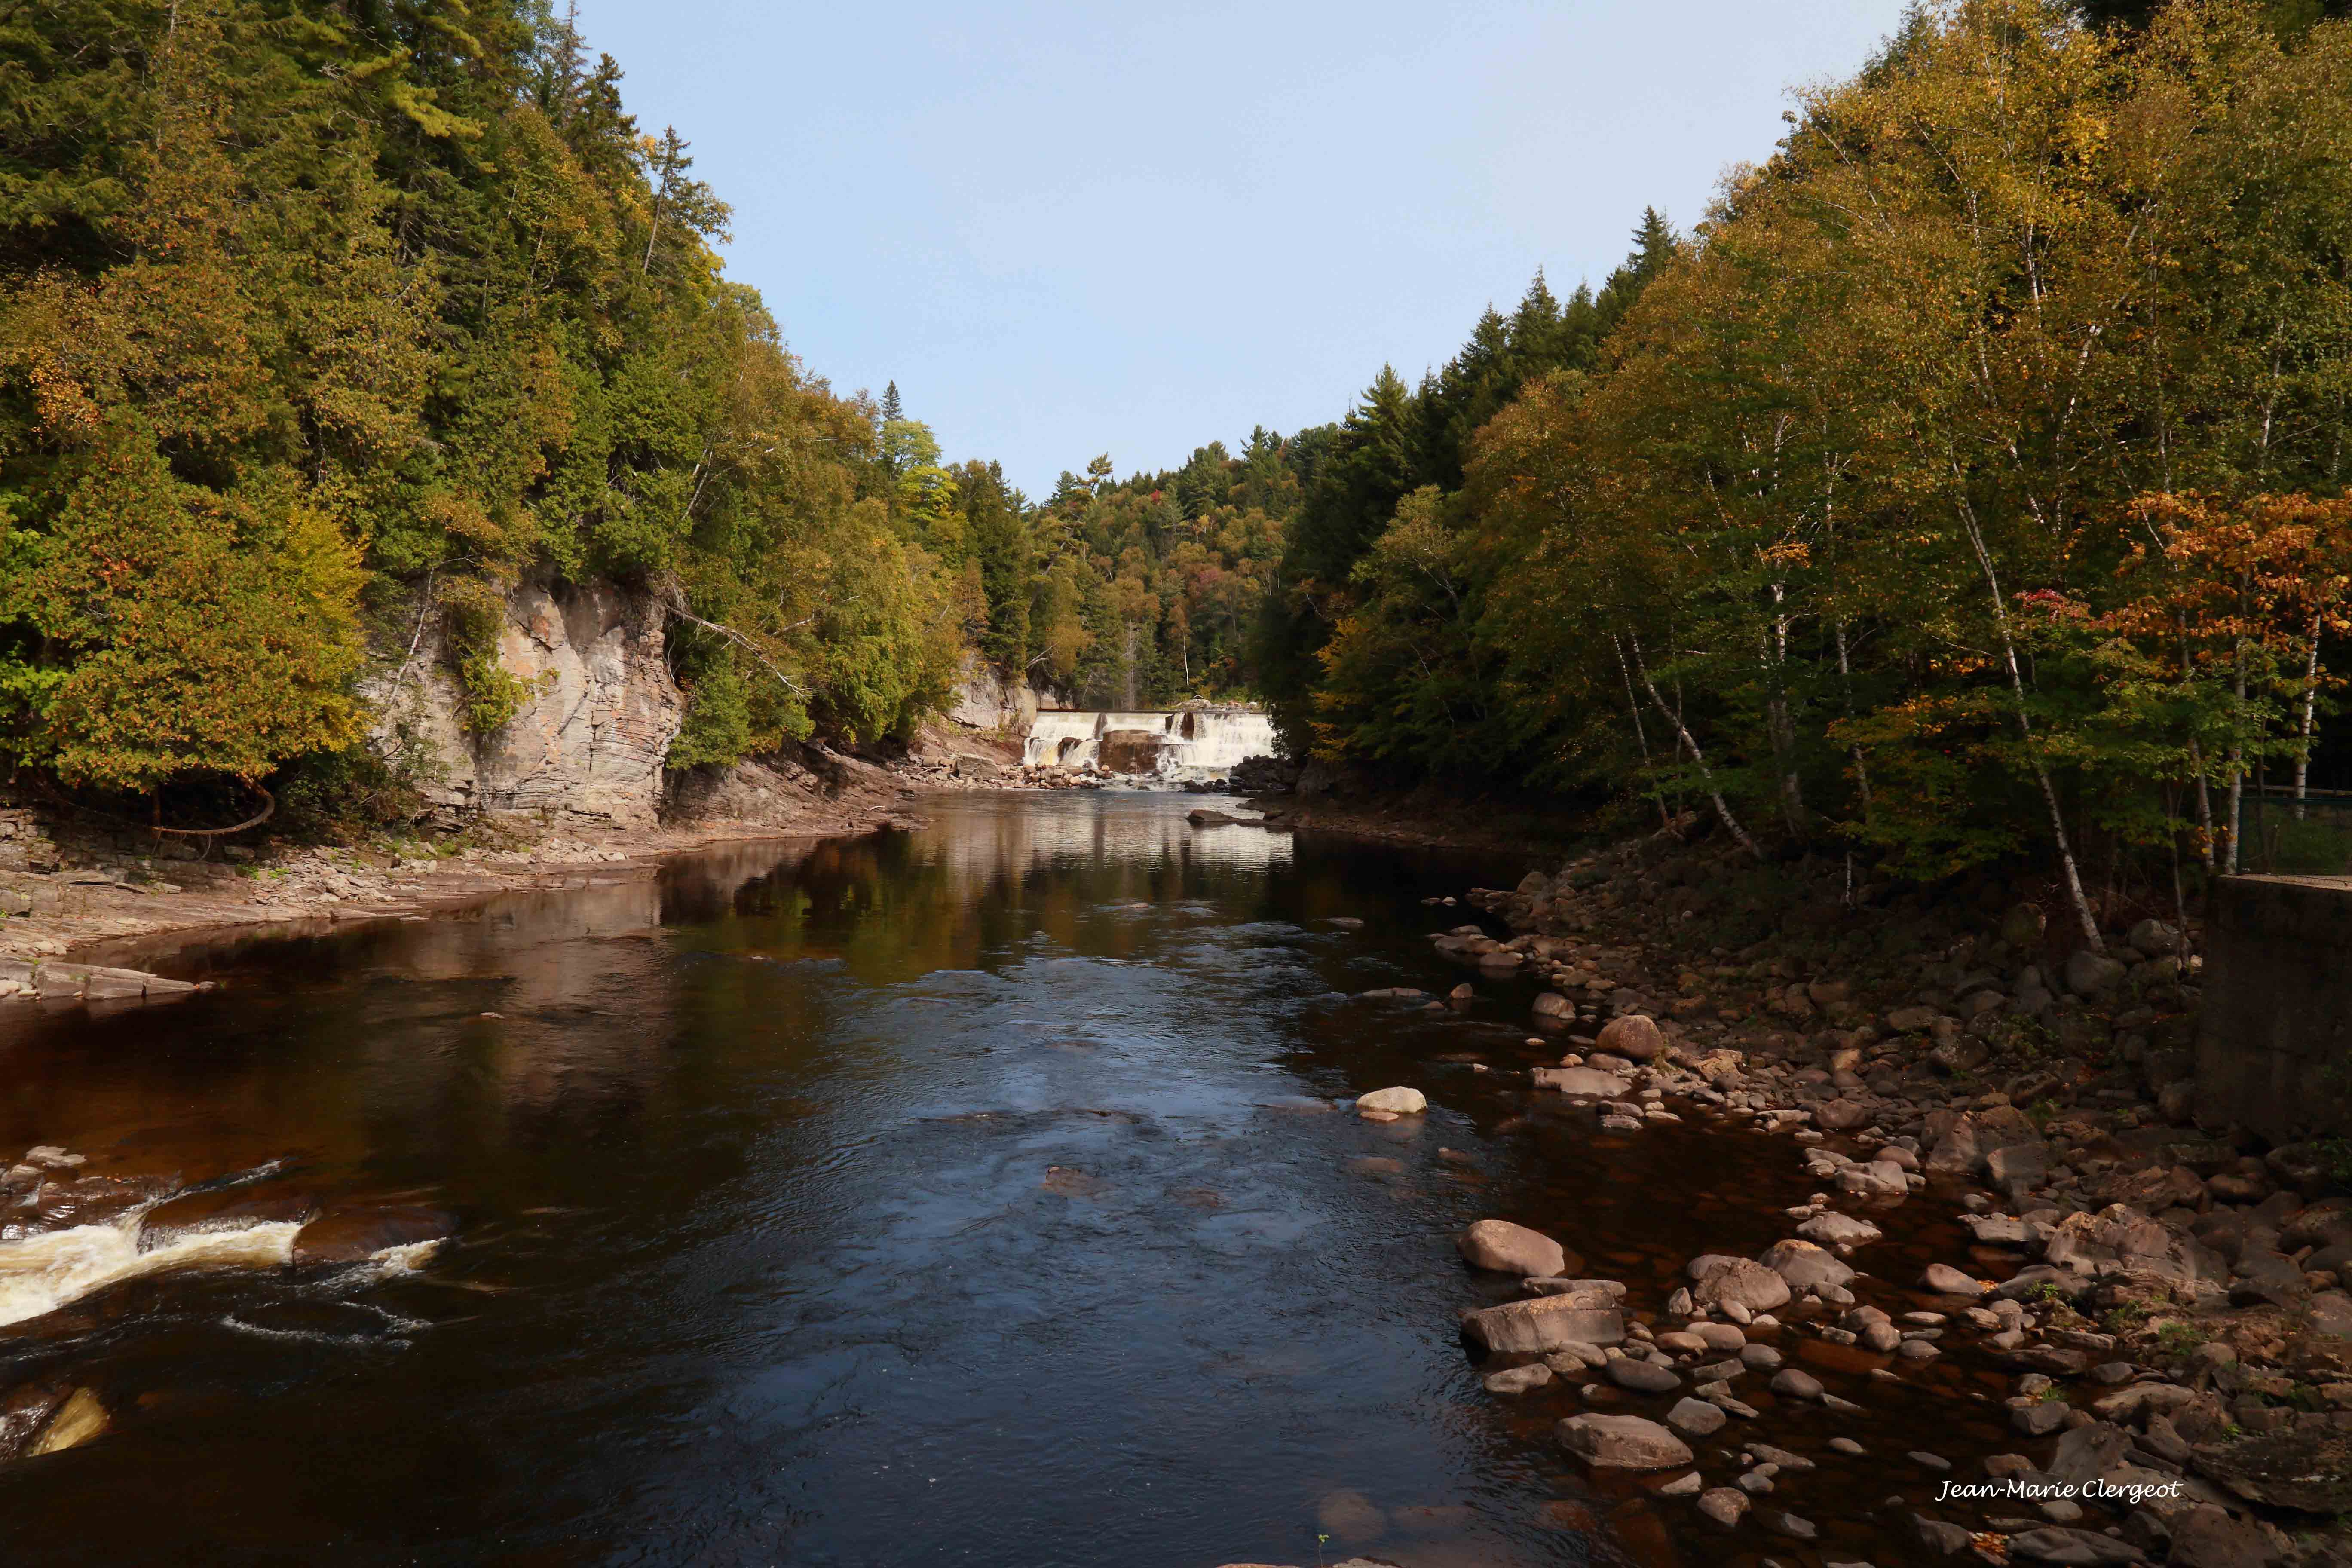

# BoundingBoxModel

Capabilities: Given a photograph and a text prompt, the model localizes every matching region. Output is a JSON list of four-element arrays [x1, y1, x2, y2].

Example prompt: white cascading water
[[0, 1212, 306, 1329], [1021, 710, 1277, 784]]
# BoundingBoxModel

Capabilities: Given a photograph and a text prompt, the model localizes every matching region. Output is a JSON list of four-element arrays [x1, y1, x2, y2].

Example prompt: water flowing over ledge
[[1021, 708, 1276, 783]]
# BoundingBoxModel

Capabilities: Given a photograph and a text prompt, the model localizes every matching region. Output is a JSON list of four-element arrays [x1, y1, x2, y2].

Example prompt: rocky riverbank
[[1220, 833, 2349, 1568]]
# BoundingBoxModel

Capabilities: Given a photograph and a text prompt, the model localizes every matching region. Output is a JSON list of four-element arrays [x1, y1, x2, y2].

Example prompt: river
[[0, 792, 2004, 1567]]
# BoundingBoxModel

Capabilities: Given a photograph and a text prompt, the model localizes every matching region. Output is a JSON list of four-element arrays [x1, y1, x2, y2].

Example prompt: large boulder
[[1461, 1294, 1626, 1354], [1594, 1014, 1665, 1062], [1689, 1256, 1792, 1313], [1756, 1238, 1856, 1295], [1458, 1219, 1570, 1278], [2064, 949, 2127, 999], [1556, 1414, 1693, 1470]]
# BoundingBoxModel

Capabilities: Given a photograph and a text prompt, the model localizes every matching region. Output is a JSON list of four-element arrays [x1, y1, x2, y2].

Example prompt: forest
[[3, 0, 2352, 948], [1239, 0, 2352, 947]]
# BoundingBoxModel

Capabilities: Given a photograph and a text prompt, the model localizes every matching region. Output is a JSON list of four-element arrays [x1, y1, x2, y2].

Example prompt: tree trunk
[[1629, 634, 1759, 857], [1955, 492, 2103, 950]]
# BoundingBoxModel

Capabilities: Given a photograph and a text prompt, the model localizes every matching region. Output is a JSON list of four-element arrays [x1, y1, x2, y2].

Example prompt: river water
[[0, 793, 2007, 1567]]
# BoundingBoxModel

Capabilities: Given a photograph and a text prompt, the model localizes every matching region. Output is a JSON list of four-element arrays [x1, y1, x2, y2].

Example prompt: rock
[[24, 1388, 107, 1457], [1888, 1006, 1940, 1033], [1829, 1436, 1865, 1455], [1911, 1515, 1976, 1557], [1690, 1257, 1792, 1314], [291, 1205, 453, 1265], [1667, 1396, 1727, 1436], [1927, 1117, 1984, 1175], [2012, 1399, 2069, 1436], [1532, 992, 1572, 1018], [2165, 1505, 2283, 1568], [1186, 808, 1236, 826], [1696, 1488, 1749, 1528], [1556, 1414, 1693, 1470], [1770, 1369, 1825, 1401], [1483, 1363, 1553, 1396], [1594, 1014, 1665, 1062], [1692, 1322, 1747, 1353], [1814, 1098, 1870, 1130], [138, 1188, 318, 1253], [2064, 949, 2127, 999], [2006, 1526, 2145, 1564], [1757, 1238, 1856, 1294], [2125, 918, 2180, 955], [1355, 1086, 1426, 1115], [1740, 1344, 1783, 1371], [1657, 1470, 1702, 1496], [386, 577, 686, 827], [1765, 1511, 1817, 1540], [1920, 1263, 1987, 1296], [1315, 1488, 1386, 1544], [1458, 1219, 1570, 1278], [1607, 1359, 1682, 1393], [2192, 1423, 2352, 1513], [1532, 1066, 1632, 1096], [1796, 1211, 1883, 1248], [1461, 1296, 1626, 1355], [1837, 1160, 1912, 1198], [1988, 1143, 2050, 1188]]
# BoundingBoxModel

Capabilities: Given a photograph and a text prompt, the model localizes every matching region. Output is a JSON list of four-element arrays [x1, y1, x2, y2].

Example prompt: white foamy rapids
[[1021, 710, 1277, 782], [0, 1216, 303, 1329]]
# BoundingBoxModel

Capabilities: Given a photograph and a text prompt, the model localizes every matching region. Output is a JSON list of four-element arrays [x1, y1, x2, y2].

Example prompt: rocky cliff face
[[369, 578, 684, 829], [944, 658, 1049, 734]]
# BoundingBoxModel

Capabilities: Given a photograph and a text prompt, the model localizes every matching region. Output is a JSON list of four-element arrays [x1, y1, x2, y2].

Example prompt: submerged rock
[[291, 1205, 454, 1265], [1556, 1413, 1693, 1470]]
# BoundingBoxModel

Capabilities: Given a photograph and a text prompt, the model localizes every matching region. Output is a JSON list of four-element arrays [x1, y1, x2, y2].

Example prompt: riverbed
[[0, 792, 2008, 1567]]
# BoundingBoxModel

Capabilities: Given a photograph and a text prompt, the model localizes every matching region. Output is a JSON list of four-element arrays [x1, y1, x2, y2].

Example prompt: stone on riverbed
[[1796, 1211, 1883, 1248], [1689, 1256, 1792, 1314], [1482, 1363, 1553, 1396], [1458, 1219, 1569, 1278], [1770, 1368, 1825, 1401], [1461, 1294, 1626, 1354], [1557, 1413, 1693, 1470], [1532, 1066, 1630, 1096], [1756, 1238, 1855, 1294], [1667, 1396, 1727, 1436], [291, 1205, 453, 1265], [23, 1387, 107, 1457], [1593, 1014, 1664, 1062], [1354, 1086, 1426, 1116], [1696, 1488, 1749, 1528], [1920, 1263, 1988, 1296], [1606, 1359, 1681, 1393]]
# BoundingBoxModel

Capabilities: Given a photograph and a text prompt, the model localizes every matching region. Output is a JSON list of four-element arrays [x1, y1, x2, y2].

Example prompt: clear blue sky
[[576, 1, 1913, 498]]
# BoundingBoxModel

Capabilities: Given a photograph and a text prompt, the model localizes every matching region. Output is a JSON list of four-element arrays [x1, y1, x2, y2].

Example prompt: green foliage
[[0, 0, 974, 795]]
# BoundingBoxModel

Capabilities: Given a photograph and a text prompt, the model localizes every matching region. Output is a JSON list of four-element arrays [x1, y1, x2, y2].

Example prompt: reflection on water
[[0, 793, 1999, 1568]]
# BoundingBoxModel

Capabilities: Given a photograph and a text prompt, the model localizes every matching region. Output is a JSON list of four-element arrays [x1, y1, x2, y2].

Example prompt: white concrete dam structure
[[1021, 709, 1277, 784]]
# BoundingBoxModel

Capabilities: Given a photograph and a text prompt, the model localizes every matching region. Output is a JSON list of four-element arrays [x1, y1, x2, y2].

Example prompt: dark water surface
[[0, 793, 2006, 1567]]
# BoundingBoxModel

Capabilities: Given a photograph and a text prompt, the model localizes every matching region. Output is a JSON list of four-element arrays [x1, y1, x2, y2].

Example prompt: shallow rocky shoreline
[[1221, 835, 2351, 1568]]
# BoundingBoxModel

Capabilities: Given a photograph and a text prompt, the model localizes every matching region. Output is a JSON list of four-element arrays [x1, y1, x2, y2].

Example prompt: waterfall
[[1020, 710, 1277, 783]]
